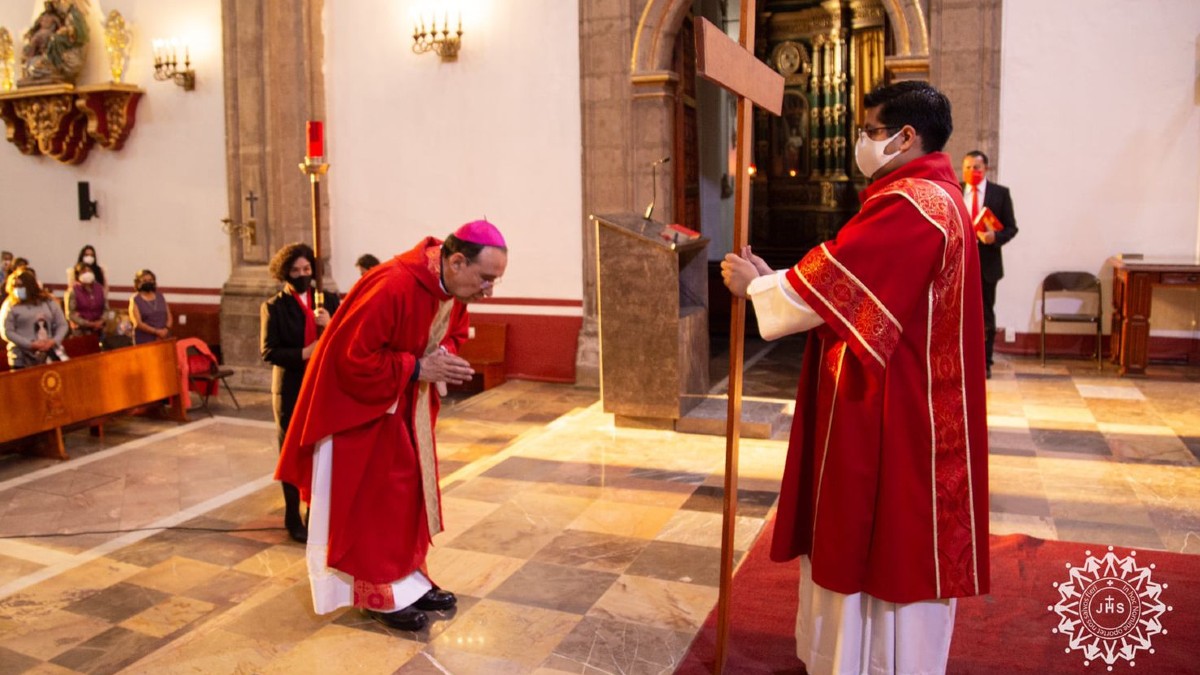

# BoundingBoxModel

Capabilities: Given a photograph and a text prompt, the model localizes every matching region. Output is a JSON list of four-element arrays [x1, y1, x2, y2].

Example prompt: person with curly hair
[[261, 243, 340, 543]]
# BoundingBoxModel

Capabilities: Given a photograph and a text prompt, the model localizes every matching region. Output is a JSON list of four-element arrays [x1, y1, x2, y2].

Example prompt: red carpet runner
[[678, 516, 1198, 674]]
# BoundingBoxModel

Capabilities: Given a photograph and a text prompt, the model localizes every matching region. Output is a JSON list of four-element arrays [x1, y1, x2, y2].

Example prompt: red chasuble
[[276, 237, 469, 584], [770, 152, 990, 603]]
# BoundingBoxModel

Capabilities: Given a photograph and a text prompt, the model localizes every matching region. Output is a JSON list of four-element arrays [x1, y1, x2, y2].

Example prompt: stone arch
[[630, 0, 930, 82]]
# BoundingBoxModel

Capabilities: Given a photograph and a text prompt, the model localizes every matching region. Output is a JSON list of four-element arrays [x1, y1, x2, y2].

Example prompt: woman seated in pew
[[65, 261, 108, 338], [1, 268, 69, 369], [128, 269, 172, 345]]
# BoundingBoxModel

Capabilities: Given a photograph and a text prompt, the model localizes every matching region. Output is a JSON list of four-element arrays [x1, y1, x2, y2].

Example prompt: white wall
[[0, 1, 229, 296], [998, 0, 1200, 337], [324, 1, 583, 311]]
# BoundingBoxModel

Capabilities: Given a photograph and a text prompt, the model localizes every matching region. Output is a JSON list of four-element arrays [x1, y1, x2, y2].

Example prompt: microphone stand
[[644, 156, 671, 220]]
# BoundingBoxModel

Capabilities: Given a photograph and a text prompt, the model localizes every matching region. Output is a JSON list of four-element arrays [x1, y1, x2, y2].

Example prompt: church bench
[[459, 322, 507, 391], [0, 339, 184, 460]]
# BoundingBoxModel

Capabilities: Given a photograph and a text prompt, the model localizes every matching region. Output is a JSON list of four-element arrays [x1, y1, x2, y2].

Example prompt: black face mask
[[289, 275, 312, 292], [138, 282, 156, 293]]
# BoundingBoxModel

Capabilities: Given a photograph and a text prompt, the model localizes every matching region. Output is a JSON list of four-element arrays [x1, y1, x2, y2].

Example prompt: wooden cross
[[244, 190, 258, 218], [694, 5, 783, 673]]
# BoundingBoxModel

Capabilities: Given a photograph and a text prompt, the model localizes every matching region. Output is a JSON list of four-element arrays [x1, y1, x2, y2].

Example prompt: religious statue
[[18, 0, 89, 87]]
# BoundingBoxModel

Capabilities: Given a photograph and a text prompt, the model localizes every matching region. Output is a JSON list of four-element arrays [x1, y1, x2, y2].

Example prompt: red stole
[[290, 288, 316, 346]]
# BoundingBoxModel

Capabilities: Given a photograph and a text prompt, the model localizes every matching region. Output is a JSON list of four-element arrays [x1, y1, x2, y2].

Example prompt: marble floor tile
[[0, 610, 112, 660], [179, 568, 269, 607], [220, 583, 328, 645], [589, 574, 719, 632], [0, 553, 45, 589], [120, 626, 282, 674], [261, 623, 423, 675], [0, 645, 41, 673], [1075, 383, 1146, 400], [428, 599, 581, 668], [679, 484, 779, 518], [49, 625, 165, 675], [118, 595, 215, 638], [655, 510, 763, 551], [123, 556, 228, 595], [425, 546, 527, 598], [398, 647, 533, 674], [532, 529, 649, 574], [543, 615, 693, 674], [566, 499, 677, 540], [989, 512, 1058, 540], [62, 583, 170, 623], [624, 540, 727, 587], [488, 561, 618, 614]]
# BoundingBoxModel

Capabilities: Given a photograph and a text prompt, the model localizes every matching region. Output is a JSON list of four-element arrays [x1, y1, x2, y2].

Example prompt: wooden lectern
[[593, 213, 709, 425]]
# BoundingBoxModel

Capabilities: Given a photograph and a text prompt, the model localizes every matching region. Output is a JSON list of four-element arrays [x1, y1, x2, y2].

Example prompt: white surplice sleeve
[[747, 270, 825, 340]]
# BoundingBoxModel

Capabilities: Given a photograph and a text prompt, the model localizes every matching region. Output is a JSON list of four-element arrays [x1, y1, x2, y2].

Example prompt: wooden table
[[1110, 255, 1200, 375]]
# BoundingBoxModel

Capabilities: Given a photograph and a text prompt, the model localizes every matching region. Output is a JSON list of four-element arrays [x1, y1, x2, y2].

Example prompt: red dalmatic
[[771, 152, 990, 603], [276, 237, 469, 585]]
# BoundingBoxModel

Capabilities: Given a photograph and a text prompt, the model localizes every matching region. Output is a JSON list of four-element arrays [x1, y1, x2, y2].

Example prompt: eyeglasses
[[857, 125, 901, 139]]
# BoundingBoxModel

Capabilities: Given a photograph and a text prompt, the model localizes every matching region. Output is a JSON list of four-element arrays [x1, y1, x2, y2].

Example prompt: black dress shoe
[[286, 522, 308, 544], [415, 588, 457, 611], [365, 607, 428, 631]]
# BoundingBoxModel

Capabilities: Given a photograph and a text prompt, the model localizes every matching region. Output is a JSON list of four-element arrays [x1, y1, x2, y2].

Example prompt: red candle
[[306, 120, 324, 158]]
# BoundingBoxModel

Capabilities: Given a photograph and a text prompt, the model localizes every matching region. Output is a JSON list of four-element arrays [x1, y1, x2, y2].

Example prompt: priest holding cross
[[721, 81, 990, 674]]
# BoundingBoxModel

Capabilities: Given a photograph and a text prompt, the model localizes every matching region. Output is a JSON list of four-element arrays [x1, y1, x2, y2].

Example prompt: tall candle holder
[[298, 121, 329, 297]]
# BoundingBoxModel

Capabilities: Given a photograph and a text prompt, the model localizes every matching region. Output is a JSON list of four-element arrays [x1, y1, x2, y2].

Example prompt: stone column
[[219, 0, 330, 390], [577, 0, 685, 387], [576, 0, 635, 388], [928, 0, 1003, 174]]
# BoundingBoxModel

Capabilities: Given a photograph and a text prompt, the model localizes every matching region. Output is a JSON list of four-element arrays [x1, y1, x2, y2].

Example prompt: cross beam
[[694, 6, 783, 674]]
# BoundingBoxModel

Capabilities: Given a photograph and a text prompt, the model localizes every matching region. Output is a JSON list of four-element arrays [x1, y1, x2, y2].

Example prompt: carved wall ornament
[[0, 83, 143, 164]]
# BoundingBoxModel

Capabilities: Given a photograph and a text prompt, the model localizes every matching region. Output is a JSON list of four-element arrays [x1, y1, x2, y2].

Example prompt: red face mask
[[965, 169, 984, 186]]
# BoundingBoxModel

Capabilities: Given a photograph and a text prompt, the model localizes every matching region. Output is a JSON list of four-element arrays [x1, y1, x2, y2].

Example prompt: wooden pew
[[0, 339, 183, 460], [458, 322, 507, 391]]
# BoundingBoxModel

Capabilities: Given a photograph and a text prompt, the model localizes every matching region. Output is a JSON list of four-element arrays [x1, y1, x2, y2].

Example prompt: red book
[[973, 206, 1003, 233]]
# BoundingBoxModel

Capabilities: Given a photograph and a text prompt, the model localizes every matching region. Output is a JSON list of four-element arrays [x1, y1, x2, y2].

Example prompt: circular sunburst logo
[[1049, 546, 1172, 670], [40, 370, 62, 395]]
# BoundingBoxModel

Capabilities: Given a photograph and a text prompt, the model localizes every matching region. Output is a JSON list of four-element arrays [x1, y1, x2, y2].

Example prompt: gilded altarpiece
[[750, 0, 886, 269]]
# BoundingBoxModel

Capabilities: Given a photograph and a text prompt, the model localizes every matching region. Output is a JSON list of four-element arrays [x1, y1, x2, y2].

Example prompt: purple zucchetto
[[453, 219, 507, 249]]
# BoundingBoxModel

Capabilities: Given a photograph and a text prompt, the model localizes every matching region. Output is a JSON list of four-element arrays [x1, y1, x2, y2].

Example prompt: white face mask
[[79, 272, 96, 285], [83, 255, 95, 265], [855, 128, 904, 179], [15, 287, 27, 301]]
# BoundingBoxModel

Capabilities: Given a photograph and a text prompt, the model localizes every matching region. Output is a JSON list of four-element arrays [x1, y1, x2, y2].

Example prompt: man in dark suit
[[962, 150, 1018, 378]]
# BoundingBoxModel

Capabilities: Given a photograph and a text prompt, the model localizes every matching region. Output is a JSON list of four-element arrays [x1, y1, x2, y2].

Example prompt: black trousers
[[981, 277, 998, 367], [274, 390, 305, 527]]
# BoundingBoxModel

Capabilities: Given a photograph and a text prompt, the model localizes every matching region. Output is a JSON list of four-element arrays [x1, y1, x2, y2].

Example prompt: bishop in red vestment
[[276, 221, 508, 632], [723, 82, 989, 675]]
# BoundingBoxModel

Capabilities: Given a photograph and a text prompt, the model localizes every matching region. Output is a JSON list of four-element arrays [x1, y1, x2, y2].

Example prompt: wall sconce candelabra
[[412, 10, 462, 60], [152, 39, 194, 90]]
